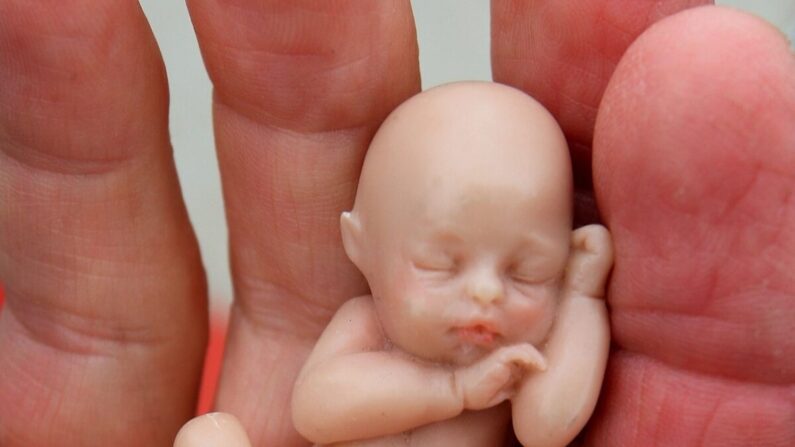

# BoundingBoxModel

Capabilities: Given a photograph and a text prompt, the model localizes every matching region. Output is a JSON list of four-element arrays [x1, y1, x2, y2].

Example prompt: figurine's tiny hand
[[564, 224, 614, 299], [454, 344, 547, 411]]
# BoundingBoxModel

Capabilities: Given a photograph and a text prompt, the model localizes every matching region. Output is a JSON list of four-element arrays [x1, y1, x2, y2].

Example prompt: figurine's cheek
[[509, 297, 546, 321], [403, 291, 461, 338], [510, 282, 554, 304], [399, 279, 440, 313], [406, 287, 449, 314], [505, 290, 558, 340]]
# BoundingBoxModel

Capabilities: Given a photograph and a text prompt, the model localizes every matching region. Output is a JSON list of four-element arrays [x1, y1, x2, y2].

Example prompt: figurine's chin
[[445, 342, 493, 367], [387, 337, 491, 367]]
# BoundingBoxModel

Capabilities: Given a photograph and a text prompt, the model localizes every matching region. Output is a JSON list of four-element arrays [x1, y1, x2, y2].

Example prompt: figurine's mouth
[[456, 323, 499, 347]]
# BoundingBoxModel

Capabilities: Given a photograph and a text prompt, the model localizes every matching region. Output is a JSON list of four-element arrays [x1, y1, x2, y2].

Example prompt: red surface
[[197, 313, 227, 415]]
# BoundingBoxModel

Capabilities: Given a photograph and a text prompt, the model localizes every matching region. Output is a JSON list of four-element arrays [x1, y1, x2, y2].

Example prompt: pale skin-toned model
[[287, 82, 612, 447]]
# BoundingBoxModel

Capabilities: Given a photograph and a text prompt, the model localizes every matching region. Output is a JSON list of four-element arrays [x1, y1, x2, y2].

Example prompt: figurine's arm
[[291, 296, 464, 445], [512, 225, 613, 447]]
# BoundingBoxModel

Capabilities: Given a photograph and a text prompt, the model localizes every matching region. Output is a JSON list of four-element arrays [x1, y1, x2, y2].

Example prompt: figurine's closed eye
[[508, 260, 555, 285], [413, 252, 458, 276]]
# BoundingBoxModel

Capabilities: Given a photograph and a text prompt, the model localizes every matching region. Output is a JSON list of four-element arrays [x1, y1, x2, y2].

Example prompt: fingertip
[[175, 413, 252, 447], [571, 228, 587, 249], [524, 345, 548, 371], [537, 356, 549, 372], [491, 0, 712, 147], [595, 5, 795, 222]]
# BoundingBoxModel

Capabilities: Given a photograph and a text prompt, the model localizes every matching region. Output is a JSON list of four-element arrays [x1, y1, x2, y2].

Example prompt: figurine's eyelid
[[509, 261, 546, 283], [510, 260, 565, 289], [511, 272, 541, 285], [412, 252, 458, 272], [413, 258, 456, 271], [416, 266, 455, 275]]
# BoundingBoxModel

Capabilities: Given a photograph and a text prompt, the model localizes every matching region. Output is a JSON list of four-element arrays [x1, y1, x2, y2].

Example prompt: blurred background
[[137, 0, 795, 311]]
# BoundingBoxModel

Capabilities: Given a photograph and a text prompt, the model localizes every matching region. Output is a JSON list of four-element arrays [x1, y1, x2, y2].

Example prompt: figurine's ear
[[563, 224, 614, 298], [340, 211, 365, 271]]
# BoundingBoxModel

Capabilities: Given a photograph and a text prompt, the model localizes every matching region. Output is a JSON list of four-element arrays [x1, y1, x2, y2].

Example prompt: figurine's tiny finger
[[565, 225, 614, 298], [515, 345, 548, 372], [572, 224, 612, 254], [530, 351, 548, 372], [174, 413, 252, 447]]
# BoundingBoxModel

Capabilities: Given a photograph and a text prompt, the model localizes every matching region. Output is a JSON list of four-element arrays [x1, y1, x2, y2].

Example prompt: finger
[[590, 6, 795, 445], [185, 1, 420, 445], [491, 0, 712, 224], [529, 354, 548, 372], [0, 2, 207, 445], [516, 346, 547, 372], [175, 413, 252, 447]]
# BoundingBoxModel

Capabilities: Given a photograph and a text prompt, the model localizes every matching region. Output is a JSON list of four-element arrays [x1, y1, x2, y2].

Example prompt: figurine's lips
[[455, 323, 499, 347]]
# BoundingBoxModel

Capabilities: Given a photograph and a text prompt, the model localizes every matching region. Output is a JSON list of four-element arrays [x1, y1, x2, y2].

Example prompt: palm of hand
[[0, 1, 792, 447]]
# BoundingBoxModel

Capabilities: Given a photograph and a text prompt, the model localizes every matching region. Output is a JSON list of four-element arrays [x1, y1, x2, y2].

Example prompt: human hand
[[454, 343, 547, 411], [503, 3, 794, 446], [1, 2, 793, 447]]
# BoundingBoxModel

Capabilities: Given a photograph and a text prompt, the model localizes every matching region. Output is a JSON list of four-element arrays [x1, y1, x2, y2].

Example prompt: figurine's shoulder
[[330, 295, 379, 329], [299, 296, 385, 374], [319, 295, 386, 350], [334, 294, 377, 318]]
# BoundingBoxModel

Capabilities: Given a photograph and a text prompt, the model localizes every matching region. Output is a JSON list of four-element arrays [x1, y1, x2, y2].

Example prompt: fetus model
[[291, 82, 613, 447]]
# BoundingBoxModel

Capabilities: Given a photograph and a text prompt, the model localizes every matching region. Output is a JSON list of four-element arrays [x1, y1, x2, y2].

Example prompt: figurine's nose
[[467, 268, 504, 305]]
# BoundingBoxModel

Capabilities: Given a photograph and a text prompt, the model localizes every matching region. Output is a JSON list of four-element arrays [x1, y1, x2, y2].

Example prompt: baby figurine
[[291, 82, 613, 447]]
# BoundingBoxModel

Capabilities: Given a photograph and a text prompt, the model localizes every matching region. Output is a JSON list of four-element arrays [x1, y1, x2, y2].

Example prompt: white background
[[138, 0, 795, 309]]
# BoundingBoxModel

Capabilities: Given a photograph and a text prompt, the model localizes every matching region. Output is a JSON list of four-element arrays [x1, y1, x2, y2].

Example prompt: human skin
[[0, 1, 793, 447], [174, 413, 251, 447]]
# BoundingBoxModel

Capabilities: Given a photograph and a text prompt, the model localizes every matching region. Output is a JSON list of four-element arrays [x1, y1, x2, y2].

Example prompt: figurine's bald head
[[342, 82, 572, 276], [339, 82, 576, 363]]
